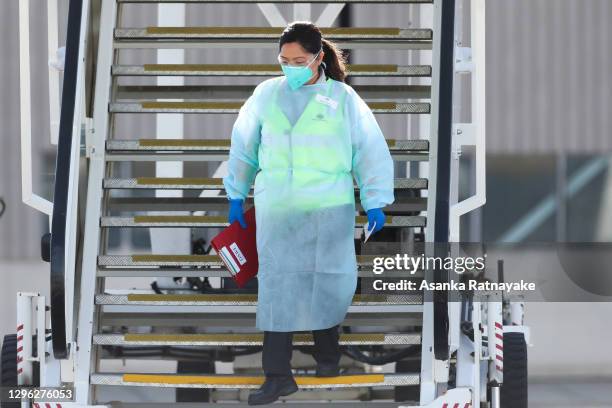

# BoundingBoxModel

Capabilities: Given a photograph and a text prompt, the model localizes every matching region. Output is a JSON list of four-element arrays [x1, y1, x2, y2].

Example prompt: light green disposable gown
[[223, 66, 395, 331]]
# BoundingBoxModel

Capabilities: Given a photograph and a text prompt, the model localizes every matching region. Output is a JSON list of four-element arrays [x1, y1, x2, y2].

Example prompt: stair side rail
[[48, 0, 92, 360]]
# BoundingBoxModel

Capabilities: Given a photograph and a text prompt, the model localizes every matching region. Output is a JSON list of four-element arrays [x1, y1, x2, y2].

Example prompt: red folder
[[210, 206, 258, 288]]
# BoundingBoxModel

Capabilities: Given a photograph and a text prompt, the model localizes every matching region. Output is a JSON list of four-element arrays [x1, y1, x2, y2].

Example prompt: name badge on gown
[[315, 94, 338, 110]]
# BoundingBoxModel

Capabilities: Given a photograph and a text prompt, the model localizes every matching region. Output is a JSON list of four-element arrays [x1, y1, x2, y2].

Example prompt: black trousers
[[262, 324, 341, 377]]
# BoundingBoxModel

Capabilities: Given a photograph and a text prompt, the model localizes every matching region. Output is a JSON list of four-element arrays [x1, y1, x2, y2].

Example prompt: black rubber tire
[[1, 334, 19, 408], [500, 332, 528, 408], [394, 358, 420, 402], [175, 360, 215, 402]]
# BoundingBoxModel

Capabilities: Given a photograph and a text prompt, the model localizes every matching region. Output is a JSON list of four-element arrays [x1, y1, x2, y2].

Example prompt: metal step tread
[[116, 84, 431, 101], [77, 404, 416, 408], [104, 196, 426, 213], [99, 214, 427, 228], [90, 372, 420, 388], [109, 101, 430, 114], [103, 177, 427, 190], [101, 312, 423, 327], [98, 253, 417, 267], [112, 63, 432, 77], [96, 266, 423, 278], [115, 27, 432, 41], [94, 293, 423, 306], [118, 0, 431, 4], [106, 196, 427, 207], [106, 138, 429, 152], [93, 332, 421, 346]]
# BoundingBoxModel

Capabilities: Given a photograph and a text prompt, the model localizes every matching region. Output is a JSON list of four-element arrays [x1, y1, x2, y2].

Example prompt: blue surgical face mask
[[280, 49, 322, 90]]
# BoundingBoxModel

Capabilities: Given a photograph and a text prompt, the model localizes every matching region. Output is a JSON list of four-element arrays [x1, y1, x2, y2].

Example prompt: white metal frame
[[258, 4, 286, 26], [16, 293, 34, 387], [16, 292, 61, 392], [74, 0, 117, 404], [18, 0, 64, 222], [64, 0, 93, 365], [19, 0, 54, 221], [48, 0, 62, 145], [257, 3, 346, 27], [423, 0, 489, 404], [19, 0, 86, 354], [420, 0, 445, 403], [486, 292, 504, 385], [449, 0, 486, 242], [447, 0, 487, 388], [483, 293, 503, 408]]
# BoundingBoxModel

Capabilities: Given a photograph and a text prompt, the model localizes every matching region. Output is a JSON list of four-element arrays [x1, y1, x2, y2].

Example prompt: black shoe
[[247, 375, 298, 405], [315, 363, 340, 377]]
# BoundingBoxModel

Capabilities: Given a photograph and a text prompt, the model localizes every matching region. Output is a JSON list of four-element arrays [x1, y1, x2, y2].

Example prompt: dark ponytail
[[279, 21, 348, 83], [321, 38, 348, 83]]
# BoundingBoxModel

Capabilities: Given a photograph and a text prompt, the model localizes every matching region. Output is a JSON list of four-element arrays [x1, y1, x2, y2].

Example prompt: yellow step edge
[[122, 373, 385, 386], [141, 102, 244, 110], [132, 254, 218, 263], [123, 333, 386, 342], [144, 64, 281, 72], [368, 102, 397, 110], [133, 215, 227, 223], [139, 139, 231, 147], [137, 177, 223, 185], [146, 27, 401, 36]]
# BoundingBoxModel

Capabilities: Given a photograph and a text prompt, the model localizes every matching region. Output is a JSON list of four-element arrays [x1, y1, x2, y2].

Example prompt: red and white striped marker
[[495, 321, 504, 374], [16, 323, 24, 376]]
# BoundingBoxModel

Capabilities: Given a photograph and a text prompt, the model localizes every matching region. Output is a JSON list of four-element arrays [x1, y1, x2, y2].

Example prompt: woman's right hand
[[228, 198, 247, 229]]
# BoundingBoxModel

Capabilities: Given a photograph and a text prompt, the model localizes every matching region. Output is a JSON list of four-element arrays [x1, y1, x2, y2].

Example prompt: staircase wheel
[[1, 334, 19, 408]]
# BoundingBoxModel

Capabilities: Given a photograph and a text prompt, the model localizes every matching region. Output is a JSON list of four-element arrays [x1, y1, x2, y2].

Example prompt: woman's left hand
[[366, 207, 385, 234]]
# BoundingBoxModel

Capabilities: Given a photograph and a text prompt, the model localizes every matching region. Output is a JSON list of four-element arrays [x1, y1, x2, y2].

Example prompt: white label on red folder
[[229, 242, 247, 265], [219, 246, 240, 275]]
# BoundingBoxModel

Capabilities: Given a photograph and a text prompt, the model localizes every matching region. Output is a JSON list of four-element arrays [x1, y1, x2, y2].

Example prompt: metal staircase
[[34, 0, 485, 406]]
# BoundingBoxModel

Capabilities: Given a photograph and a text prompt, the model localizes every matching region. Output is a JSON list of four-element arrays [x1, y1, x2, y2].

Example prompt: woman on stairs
[[223, 20, 395, 405]]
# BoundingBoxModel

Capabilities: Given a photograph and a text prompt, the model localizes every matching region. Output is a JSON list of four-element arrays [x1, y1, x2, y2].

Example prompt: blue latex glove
[[228, 198, 247, 229], [366, 207, 385, 235]]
